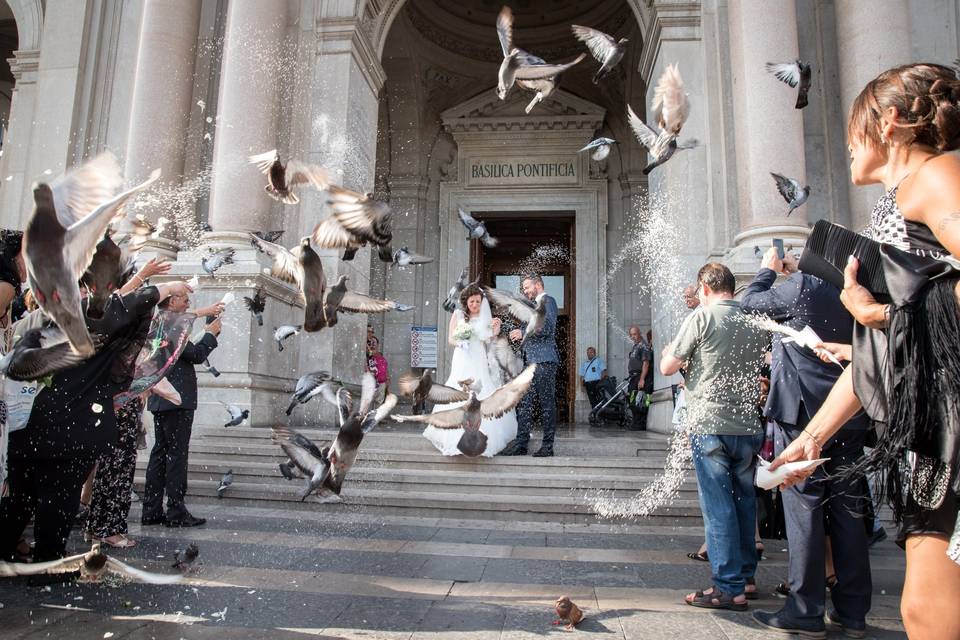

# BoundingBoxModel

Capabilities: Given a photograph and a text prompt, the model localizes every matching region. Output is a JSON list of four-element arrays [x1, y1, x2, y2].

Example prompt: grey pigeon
[[391, 246, 434, 267], [253, 230, 284, 243], [222, 402, 249, 427], [578, 137, 617, 162], [252, 235, 329, 332], [442, 267, 472, 313], [243, 289, 266, 326], [313, 186, 392, 261], [397, 370, 470, 410], [0, 325, 94, 381], [0, 544, 183, 584], [248, 149, 331, 205], [393, 365, 536, 457], [627, 105, 698, 175], [457, 208, 498, 248], [771, 172, 810, 216], [273, 324, 300, 352], [272, 424, 331, 500], [286, 371, 340, 416], [490, 335, 524, 381], [321, 275, 413, 330], [203, 356, 221, 377], [571, 25, 628, 84], [217, 470, 233, 498], [766, 60, 812, 109], [24, 154, 159, 356], [201, 247, 235, 276], [172, 543, 199, 572], [483, 286, 549, 346]]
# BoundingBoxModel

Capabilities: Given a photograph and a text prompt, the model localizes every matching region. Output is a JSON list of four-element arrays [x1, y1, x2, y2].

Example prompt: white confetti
[[196, 99, 206, 112], [104, 633, 114, 639], [91, 403, 103, 414]]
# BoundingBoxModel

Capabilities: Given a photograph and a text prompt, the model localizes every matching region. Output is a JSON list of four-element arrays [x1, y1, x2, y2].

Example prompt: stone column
[[835, 0, 912, 230], [725, 0, 809, 275], [0, 49, 40, 230], [123, 0, 202, 254]]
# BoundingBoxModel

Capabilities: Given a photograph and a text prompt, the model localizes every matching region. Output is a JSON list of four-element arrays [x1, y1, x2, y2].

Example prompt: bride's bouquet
[[452, 322, 474, 342]]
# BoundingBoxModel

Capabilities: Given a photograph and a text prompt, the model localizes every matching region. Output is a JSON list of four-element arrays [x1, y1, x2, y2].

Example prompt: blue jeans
[[691, 432, 763, 596]]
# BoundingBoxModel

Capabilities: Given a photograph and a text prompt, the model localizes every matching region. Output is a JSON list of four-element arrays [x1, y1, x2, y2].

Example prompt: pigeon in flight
[[24, 153, 160, 357], [457, 208, 498, 248], [0, 325, 95, 381], [442, 267, 473, 313], [286, 371, 340, 416], [222, 402, 249, 427], [490, 335, 524, 382], [320, 275, 413, 330], [313, 186, 393, 261], [217, 470, 233, 498], [397, 370, 470, 410], [391, 246, 434, 267], [253, 230, 284, 243], [571, 25, 628, 84], [496, 6, 586, 113], [172, 543, 200, 572], [243, 289, 266, 326], [0, 544, 184, 584], [273, 324, 300, 352], [771, 172, 810, 216], [393, 365, 536, 457], [483, 286, 549, 345], [272, 424, 332, 500], [626, 64, 697, 175], [766, 60, 811, 109], [248, 149, 331, 205], [578, 137, 617, 162], [201, 247, 235, 276], [203, 356, 221, 377]]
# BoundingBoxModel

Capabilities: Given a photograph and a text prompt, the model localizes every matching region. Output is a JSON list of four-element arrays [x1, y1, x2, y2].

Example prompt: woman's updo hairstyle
[[848, 63, 960, 152], [459, 283, 483, 314]]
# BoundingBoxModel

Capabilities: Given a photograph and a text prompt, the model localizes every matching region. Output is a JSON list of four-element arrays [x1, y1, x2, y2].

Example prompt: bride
[[423, 284, 518, 457]]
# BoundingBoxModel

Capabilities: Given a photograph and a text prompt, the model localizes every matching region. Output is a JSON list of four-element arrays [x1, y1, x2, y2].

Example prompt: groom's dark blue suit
[[514, 293, 559, 452]]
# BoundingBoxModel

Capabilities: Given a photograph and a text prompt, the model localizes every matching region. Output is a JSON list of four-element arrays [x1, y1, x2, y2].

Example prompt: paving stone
[[483, 531, 547, 547], [430, 528, 492, 544], [410, 601, 508, 639], [323, 597, 426, 639], [480, 558, 562, 584], [560, 560, 642, 587], [618, 610, 726, 640], [416, 556, 488, 582]]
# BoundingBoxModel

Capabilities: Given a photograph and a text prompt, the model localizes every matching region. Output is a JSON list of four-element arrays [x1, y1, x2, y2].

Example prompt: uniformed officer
[[579, 346, 607, 407], [627, 325, 653, 430]]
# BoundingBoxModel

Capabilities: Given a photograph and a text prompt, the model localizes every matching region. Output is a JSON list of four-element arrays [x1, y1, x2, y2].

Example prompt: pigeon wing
[[397, 371, 423, 398], [480, 364, 537, 419], [626, 104, 660, 151], [3, 331, 88, 381], [496, 6, 513, 56], [482, 286, 536, 323], [571, 25, 617, 63], [457, 208, 479, 232], [770, 172, 796, 203], [651, 63, 689, 134], [337, 291, 399, 314], [765, 62, 801, 88], [311, 216, 357, 249], [284, 160, 331, 191], [50, 152, 124, 229], [358, 371, 377, 417], [251, 234, 304, 290], [363, 393, 398, 433], [404, 251, 434, 264], [426, 383, 470, 404], [0, 552, 88, 576], [106, 557, 184, 585], [392, 405, 467, 428], [513, 54, 586, 81], [248, 149, 280, 174]]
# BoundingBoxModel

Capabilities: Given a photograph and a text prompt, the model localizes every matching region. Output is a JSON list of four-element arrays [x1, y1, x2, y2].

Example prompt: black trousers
[[87, 399, 142, 538], [584, 380, 603, 408], [515, 362, 558, 449], [628, 373, 648, 430], [0, 453, 97, 561], [775, 419, 872, 625], [143, 410, 194, 521]]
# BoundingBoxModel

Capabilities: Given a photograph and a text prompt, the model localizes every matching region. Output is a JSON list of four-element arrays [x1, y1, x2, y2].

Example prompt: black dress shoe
[[752, 610, 826, 638], [164, 514, 206, 528], [532, 448, 554, 457], [141, 515, 166, 526], [501, 446, 528, 456]]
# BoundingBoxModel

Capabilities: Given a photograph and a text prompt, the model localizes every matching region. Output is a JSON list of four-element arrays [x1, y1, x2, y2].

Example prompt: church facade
[[0, 0, 956, 430]]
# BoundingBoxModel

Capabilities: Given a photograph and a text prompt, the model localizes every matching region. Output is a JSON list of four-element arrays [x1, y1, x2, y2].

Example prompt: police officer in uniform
[[579, 346, 607, 407], [627, 325, 652, 430]]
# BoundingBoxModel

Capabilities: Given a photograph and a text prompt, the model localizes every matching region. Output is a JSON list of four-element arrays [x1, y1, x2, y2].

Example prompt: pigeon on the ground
[[243, 289, 266, 326], [172, 543, 199, 572], [272, 424, 332, 500], [483, 286, 549, 345], [391, 247, 434, 267], [222, 402, 249, 427], [490, 335, 524, 382], [393, 365, 536, 457], [248, 149, 331, 205], [201, 247, 234, 276], [397, 370, 470, 409], [217, 470, 233, 498], [457, 208, 498, 248], [578, 137, 617, 162], [0, 544, 184, 584], [313, 186, 393, 261], [626, 64, 697, 175], [0, 325, 94, 381], [771, 172, 810, 216], [766, 60, 811, 109], [442, 267, 472, 313], [496, 6, 586, 113], [286, 371, 340, 416], [273, 324, 300, 352], [24, 153, 159, 356], [203, 356, 221, 377], [553, 595, 585, 630], [571, 25, 628, 84]]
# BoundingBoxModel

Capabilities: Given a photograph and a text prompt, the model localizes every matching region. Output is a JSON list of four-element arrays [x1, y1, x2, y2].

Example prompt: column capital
[[316, 18, 386, 97], [638, 1, 702, 82], [7, 49, 40, 84]]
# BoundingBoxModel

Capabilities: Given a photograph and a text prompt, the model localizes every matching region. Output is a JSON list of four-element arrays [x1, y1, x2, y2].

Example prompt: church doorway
[[470, 214, 576, 423]]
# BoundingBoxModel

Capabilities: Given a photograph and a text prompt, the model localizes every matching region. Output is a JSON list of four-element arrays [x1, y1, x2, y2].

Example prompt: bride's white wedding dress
[[423, 305, 518, 457]]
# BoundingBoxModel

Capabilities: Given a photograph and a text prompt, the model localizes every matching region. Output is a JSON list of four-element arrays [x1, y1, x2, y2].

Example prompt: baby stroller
[[588, 376, 632, 428]]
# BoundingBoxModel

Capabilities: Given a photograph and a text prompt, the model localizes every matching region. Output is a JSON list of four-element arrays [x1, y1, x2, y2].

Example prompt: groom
[[502, 274, 559, 457]]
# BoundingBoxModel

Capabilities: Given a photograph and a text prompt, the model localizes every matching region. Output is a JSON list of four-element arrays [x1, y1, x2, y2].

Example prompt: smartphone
[[205, 315, 216, 324], [772, 238, 785, 260]]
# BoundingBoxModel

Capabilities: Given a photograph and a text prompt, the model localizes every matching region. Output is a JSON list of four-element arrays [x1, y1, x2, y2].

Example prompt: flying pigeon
[[571, 25, 628, 84], [578, 137, 617, 162], [286, 371, 340, 416], [248, 149, 331, 205], [201, 247, 235, 276], [442, 267, 472, 313], [313, 186, 393, 261], [203, 356, 221, 377], [457, 208, 498, 248], [0, 544, 184, 584], [222, 402, 249, 427], [391, 246, 434, 267], [24, 153, 160, 356], [397, 370, 470, 410], [243, 289, 266, 326], [320, 275, 413, 330], [483, 286, 550, 345], [626, 64, 697, 175], [771, 172, 810, 216], [0, 325, 95, 381], [766, 60, 812, 109], [273, 324, 300, 352], [490, 335, 524, 382], [253, 230, 285, 243], [392, 365, 536, 457], [272, 424, 331, 500], [217, 470, 233, 498]]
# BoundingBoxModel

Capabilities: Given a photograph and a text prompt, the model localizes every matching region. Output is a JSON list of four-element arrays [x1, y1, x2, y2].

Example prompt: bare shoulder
[[902, 153, 960, 221]]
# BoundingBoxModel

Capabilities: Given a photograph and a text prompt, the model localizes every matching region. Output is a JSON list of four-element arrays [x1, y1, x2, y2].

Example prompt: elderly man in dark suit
[[502, 274, 560, 457], [742, 248, 872, 639], [142, 293, 223, 528]]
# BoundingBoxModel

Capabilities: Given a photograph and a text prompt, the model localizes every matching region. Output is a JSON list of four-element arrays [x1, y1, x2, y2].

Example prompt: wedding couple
[[423, 274, 560, 457]]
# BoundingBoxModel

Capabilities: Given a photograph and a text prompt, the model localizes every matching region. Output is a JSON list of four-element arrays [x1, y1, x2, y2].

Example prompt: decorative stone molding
[[6, 0, 43, 51], [7, 48, 39, 84], [638, 0, 702, 82], [441, 88, 605, 139], [316, 18, 387, 95]]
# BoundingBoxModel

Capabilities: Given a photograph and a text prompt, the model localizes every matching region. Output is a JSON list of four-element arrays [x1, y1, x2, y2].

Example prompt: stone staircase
[[134, 423, 702, 525]]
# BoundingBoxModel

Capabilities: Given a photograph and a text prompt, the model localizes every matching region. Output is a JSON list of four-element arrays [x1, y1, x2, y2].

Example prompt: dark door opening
[[469, 214, 575, 423]]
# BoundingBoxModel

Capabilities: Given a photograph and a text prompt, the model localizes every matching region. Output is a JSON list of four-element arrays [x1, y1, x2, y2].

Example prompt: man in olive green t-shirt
[[660, 263, 768, 610]]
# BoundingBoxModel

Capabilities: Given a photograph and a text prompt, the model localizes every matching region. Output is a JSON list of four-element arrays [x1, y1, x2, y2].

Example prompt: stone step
[[133, 477, 703, 525]]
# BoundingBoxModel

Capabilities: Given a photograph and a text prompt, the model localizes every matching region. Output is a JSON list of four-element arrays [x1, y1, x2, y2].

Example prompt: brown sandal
[[685, 586, 748, 611]]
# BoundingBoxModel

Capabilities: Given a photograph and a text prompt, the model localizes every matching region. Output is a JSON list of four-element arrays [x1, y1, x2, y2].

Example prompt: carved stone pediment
[[441, 87, 605, 136]]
